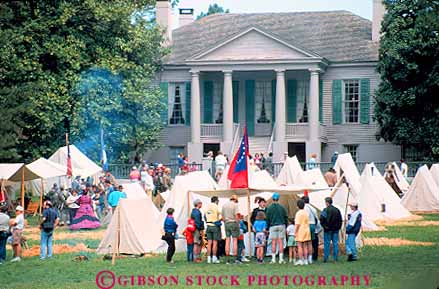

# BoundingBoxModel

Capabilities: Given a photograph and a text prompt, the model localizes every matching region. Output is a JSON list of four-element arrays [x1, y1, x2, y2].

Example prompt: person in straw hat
[[346, 202, 362, 262], [10, 205, 25, 262]]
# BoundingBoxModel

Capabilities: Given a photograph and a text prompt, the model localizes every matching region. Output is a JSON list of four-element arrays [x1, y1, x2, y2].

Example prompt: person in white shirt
[[303, 196, 319, 263], [66, 190, 80, 224], [0, 206, 10, 263], [11, 206, 25, 262], [286, 219, 298, 264], [140, 166, 154, 193], [400, 159, 408, 178], [214, 151, 227, 181]]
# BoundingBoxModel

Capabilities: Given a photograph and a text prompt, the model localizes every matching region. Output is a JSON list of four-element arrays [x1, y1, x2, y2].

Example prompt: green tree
[[0, 1, 167, 163], [374, 0, 439, 160], [197, 3, 230, 20]]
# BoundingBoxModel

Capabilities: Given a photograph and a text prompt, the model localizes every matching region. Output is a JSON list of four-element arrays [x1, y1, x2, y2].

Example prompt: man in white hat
[[11, 206, 25, 262], [346, 202, 362, 262]]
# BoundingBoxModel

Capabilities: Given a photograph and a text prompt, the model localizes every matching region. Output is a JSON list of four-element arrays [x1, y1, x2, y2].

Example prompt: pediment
[[188, 27, 320, 62]]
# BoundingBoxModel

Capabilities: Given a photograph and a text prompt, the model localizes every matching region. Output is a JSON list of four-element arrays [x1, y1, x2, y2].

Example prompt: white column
[[223, 70, 234, 143], [307, 69, 321, 161], [275, 69, 286, 142], [309, 70, 320, 142], [190, 70, 201, 143]]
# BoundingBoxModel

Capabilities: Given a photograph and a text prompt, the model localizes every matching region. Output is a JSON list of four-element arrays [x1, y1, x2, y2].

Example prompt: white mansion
[[148, 0, 401, 164]]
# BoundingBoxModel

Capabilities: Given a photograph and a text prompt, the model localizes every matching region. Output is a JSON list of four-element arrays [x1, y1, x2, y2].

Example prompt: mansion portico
[[149, 0, 401, 164]]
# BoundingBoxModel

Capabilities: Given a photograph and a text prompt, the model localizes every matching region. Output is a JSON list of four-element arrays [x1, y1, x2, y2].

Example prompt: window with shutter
[[332, 80, 342, 124], [185, 82, 191, 126], [159, 82, 168, 126], [287, 79, 297, 123], [203, 81, 213, 123], [360, 78, 370, 124], [245, 80, 255, 136]]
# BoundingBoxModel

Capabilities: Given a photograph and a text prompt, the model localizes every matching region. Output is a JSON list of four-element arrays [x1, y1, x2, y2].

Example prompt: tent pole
[[329, 173, 345, 198], [0, 179, 5, 203], [21, 168, 25, 208], [112, 206, 120, 265], [247, 189, 252, 257], [187, 190, 191, 217], [39, 180, 44, 215], [342, 184, 350, 243]]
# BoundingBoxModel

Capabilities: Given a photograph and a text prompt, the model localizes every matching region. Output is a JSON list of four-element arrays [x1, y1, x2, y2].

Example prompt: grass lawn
[[0, 214, 438, 289]]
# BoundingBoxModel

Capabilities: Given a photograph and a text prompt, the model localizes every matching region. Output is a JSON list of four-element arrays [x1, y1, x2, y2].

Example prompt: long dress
[[69, 195, 101, 230]]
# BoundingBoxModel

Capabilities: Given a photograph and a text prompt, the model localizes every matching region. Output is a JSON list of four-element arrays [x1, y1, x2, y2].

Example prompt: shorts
[[193, 229, 202, 245], [310, 224, 316, 240], [206, 225, 221, 241], [225, 222, 240, 238], [287, 235, 297, 247], [269, 225, 285, 239], [255, 232, 266, 247], [12, 229, 23, 246]]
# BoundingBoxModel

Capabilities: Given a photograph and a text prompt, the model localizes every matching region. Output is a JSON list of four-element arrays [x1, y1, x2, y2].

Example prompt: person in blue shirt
[[162, 208, 178, 263], [39, 201, 59, 260], [107, 185, 127, 211], [253, 211, 268, 263], [346, 202, 362, 262]]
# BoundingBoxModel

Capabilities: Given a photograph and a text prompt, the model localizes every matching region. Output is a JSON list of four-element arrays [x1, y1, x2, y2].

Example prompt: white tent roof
[[96, 198, 162, 255], [276, 156, 303, 185], [334, 153, 361, 198], [0, 163, 24, 180], [26, 158, 67, 180], [392, 162, 410, 192], [359, 163, 413, 221], [276, 156, 328, 189], [49, 145, 102, 178], [122, 183, 148, 200], [401, 165, 439, 212], [430, 164, 439, 187]]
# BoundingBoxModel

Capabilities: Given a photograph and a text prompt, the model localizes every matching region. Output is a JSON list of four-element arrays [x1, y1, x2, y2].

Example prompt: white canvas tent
[[358, 163, 413, 221], [121, 183, 148, 200], [276, 156, 328, 189], [49, 145, 102, 180], [401, 165, 439, 212], [333, 153, 361, 196], [391, 162, 410, 193], [276, 156, 304, 185], [96, 198, 162, 255], [430, 164, 439, 187]]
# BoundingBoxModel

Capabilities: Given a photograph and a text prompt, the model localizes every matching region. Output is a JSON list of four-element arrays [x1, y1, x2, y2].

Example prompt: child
[[162, 208, 178, 263], [286, 218, 298, 264], [253, 211, 267, 264], [183, 218, 196, 262], [237, 213, 250, 262]]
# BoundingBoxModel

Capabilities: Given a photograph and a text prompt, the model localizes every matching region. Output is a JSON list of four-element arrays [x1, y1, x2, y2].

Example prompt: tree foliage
[[374, 0, 439, 159], [197, 3, 230, 20], [0, 0, 167, 163]]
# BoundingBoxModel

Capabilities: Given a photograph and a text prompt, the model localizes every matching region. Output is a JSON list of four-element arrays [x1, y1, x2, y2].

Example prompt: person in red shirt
[[183, 218, 196, 262], [129, 166, 141, 182]]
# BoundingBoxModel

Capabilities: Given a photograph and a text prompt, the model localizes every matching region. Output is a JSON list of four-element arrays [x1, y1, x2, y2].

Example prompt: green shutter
[[360, 78, 370, 124], [245, 80, 255, 136], [319, 79, 323, 123], [185, 82, 191, 126], [271, 79, 276, 125], [233, 81, 239, 123], [332, 80, 342, 124], [159, 82, 168, 125], [287, 79, 297, 123], [203, 81, 213, 123]]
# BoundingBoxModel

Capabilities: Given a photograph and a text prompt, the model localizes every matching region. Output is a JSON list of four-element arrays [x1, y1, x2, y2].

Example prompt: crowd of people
[[162, 193, 362, 265]]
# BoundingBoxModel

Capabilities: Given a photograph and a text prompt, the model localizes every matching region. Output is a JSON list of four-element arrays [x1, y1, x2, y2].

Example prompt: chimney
[[179, 8, 194, 27], [156, 0, 172, 42], [372, 0, 385, 42]]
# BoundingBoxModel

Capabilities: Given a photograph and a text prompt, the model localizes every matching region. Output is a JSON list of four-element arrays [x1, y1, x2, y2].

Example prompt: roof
[[167, 11, 379, 65]]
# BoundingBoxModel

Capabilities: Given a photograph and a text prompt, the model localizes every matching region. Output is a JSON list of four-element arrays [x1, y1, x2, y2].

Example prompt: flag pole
[[246, 188, 252, 257], [39, 180, 44, 215]]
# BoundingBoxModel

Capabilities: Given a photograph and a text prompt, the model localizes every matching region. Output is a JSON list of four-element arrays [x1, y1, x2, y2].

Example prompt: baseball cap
[[349, 202, 358, 207], [272, 192, 280, 200], [16, 205, 24, 212]]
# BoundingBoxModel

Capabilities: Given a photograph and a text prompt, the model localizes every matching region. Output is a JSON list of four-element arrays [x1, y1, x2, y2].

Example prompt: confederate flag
[[227, 128, 249, 188]]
